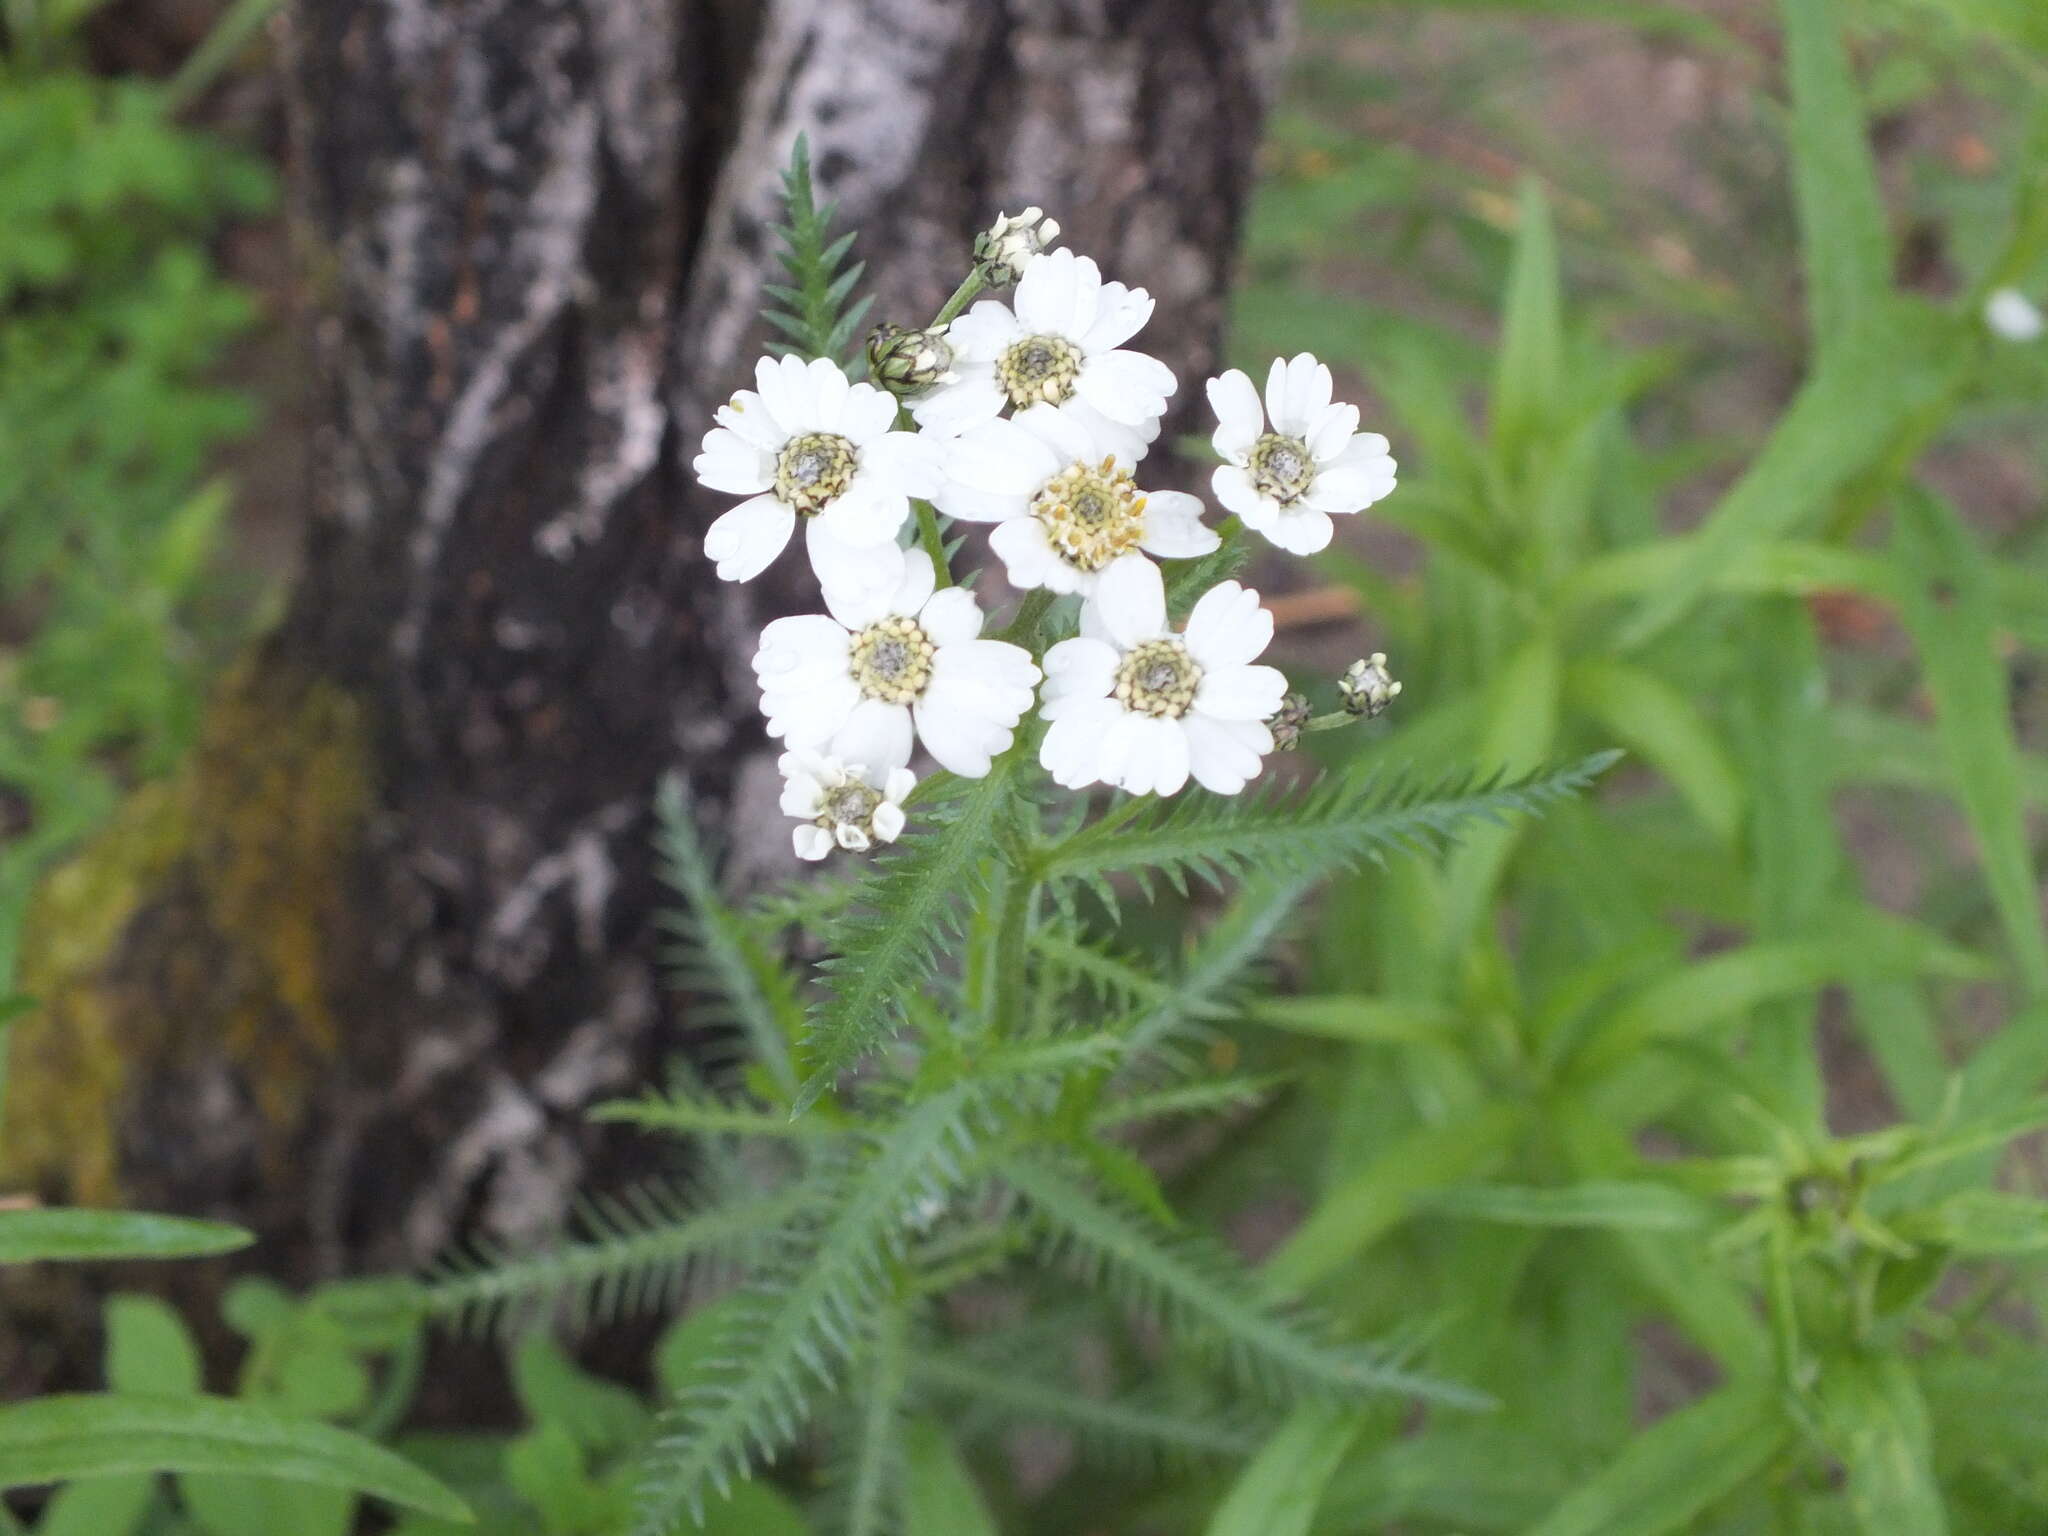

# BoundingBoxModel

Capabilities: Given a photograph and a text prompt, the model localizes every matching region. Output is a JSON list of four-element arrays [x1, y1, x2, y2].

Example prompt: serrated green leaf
[[0, 1395, 470, 1521]]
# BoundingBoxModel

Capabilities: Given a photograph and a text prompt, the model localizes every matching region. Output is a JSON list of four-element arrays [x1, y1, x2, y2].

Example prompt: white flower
[[693, 354, 937, 595], [932, 403, 1217, 596], [911, 248, 1176, 446], [753, 545, 1041, 779], [1207, 354, 1396, 555], [1986, 287, 2045, 343], [978, 207, 1062, 285], [778, 751, 916, 861], [1039, 559, 1287, 798]]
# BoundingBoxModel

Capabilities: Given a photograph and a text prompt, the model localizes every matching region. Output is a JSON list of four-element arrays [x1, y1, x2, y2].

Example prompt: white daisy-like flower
[[753, 545, 1041, 779], [778, 751, 916, 861], [932, 403, 1217, 596], [911, 248, 1176, 445], [693, 354, 937, 595], [1986, 287, 2045, 343], [1207, 354, 1397, 556], [1039, 559, 1287, 798]]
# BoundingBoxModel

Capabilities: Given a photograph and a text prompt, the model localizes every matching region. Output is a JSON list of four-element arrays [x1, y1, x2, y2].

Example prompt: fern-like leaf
[[800, 762, 1021, 1112], [764, 134, 873, 370], [1003, 1156, 1488, 1411], [657, 776, 806, 1100], [419, 1179, 800, 1339], [633, 1088, 994, 1531], [1038, 754, 1619, 909]]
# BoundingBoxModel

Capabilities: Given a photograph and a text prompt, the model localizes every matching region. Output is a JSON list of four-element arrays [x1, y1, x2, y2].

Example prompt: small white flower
[[911, 248, 1176, 446], [1039, 559, 1287, 798], [1986, 287, 2045, 343], [779, 751, 916, 861], [693, 354, 937, 595], [753, 545, 1041, 779], [978, 206, 1062, 285], [932, 403, 1217, 597], [1207, 354, 1396, 555]]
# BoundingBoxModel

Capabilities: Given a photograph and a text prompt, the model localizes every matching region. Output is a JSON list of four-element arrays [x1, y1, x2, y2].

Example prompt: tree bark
[[5, 0, 1291, 1301]]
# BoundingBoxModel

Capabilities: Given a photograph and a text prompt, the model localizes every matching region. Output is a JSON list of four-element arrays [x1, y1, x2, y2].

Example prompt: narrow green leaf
[[1526, 1383, 1786, 1536], [104, 1296, 202, 1397], [1247, 996, 1454, 1046], [1419, 1181, 1708, 1231], [1904, 1190, 2048, 1255], [1892, 487, 2048, 999], [1205, 1403, 1361, 1536], [1490, 177, 1563, 467], [0, 1210, 254, 1265], [0, 1396, 471, 1522], [1568, 658, 1743, 842], [1817, 1353, 1946, 1536], [901, 1418, 997, 1536], [1781, 0, 1891, 356]]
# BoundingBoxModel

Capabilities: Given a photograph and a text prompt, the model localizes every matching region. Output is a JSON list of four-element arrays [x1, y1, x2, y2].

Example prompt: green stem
[[1302, 709, 1364, 735], [929, 270, 989, 331], [989, 849, 1034, 1039], [160, 0, 285, 115], [915, 499, 952, 587], [998, 588, 1057, 647]]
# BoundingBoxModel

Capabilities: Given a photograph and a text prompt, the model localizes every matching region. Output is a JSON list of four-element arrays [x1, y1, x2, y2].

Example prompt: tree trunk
[[6, 0, 1291, 1303]]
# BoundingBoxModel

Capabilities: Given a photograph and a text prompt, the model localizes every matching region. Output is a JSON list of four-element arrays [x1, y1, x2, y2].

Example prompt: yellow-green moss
[[4, 660, 373, 1202]]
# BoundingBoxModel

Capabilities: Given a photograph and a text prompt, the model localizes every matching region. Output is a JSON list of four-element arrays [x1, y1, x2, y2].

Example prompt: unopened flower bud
[[867, 322, 957, 397], [1339, 654, 1400, 718], [1268, 692, 1311, 751], [975, 207, 1062, 286]]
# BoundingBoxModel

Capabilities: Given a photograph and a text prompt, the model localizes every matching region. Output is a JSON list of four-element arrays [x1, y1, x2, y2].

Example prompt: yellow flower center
[[849, 616, 936, 705], [1031, 456, 1149, 573], [1248, 432, 1314, 504], [1114, 639, 1202, 720], [775, 432, 858, 515], [996, 333, 1084, 409]]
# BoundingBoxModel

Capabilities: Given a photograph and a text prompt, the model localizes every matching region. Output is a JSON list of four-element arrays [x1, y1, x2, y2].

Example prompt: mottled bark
[[6, 0, 1291, 1303]]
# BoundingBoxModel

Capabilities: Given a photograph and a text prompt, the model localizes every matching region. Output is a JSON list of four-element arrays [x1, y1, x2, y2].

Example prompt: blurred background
[[2, 0, 2046, 1527]]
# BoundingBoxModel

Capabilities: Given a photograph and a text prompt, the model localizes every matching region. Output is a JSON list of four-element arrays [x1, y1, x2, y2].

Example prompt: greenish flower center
[[1030, 456, 1148, 573], [996, 333, 1084, 409], [850, 616, 936, 705], [1248, 432, 1314, 504], [821, 781, 883, 827], [775, 432, 858, 515], [1114, 638, 1202, 720]]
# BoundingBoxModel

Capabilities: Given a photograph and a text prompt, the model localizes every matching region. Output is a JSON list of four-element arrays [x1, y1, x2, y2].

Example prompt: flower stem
[[915, 499, 952, 587], [930, 270, 988, 330], [1303, 709, 1363, 735], [999, 588, 1056, 648]]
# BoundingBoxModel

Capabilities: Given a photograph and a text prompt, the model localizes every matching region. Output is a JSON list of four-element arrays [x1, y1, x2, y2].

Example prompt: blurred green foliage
[[0, 14, 272, 978]]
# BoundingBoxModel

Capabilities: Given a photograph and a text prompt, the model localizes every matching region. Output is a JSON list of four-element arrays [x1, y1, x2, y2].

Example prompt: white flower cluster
[[692, 215, 1400, 860]]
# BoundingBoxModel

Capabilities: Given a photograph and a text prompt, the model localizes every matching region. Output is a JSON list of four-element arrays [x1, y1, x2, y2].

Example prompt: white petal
[[1211, 464, 1268, 520], [830, 697, 915, 772], [1015, 247, 1087, 334], [1268, 353, 1332, 436], [1182, 713, 1269, 795], [1183, 581, 1272, 669], [755, 614, 851, 678], [1254, 504, 1335, 555], [1206, 369, 1265, 461], [883, 767, 917, 804], [989, 516, 1070, 593], [1041, 636, 1119, 709], [1306, 400, 1361, 462], [1074, 349, 1176, 427], [793, 824, 834, 861], [1057, 400, 1156, 462], [817, 483, 911, 547], [886, 547, 939, 618], [835, 822, 872, 852], [1081, 282, 1155, 353], [1015, 401, 1117, 471], [918, 586, 985, 647], [860, 430, 940, 498], [762, 675, 861, 748], [808, 520, 906, 610], [693, 427, 773, 495], [932, 481, 1031, 524], [911, 371, 1007, 436], [756, 353, 816, 434], [1129, 716, 1191, 797], [871, 801, 906, 842], [1138, 492, 1219, 558], [841, 383, 901, 446], [778, 763, 826, 817], [704, 495, 796, 582], [1194, 662, 1288, 721], [1304, 463, 1394, 515], [715, 392, 784, 451], [945, 300, 1024, 361], [931, 640, 1040, 706], [1095, 710, 1150, 794], [1040, 697, 1123, 788], [914, 691, 1010, 778], [805, 356, 852, 431], [1089, 547, 1168, 649], [941, 418, 1060, 497]]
